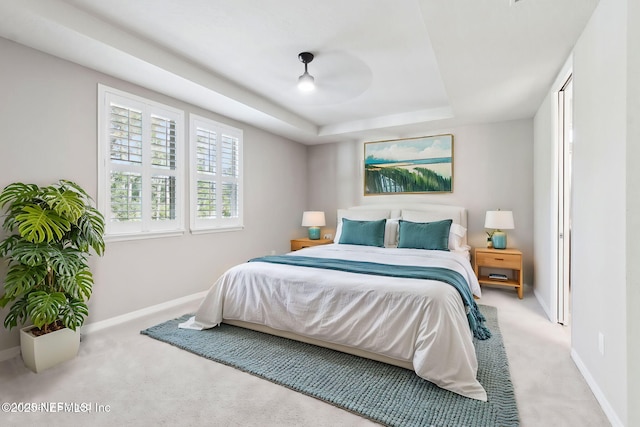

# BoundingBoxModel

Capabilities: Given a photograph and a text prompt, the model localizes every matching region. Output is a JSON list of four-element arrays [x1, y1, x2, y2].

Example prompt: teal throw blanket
[[249, 255, 491, 340]]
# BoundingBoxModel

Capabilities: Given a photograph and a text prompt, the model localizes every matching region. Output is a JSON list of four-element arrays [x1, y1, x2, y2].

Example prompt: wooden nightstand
[[474, 247, 523, 299], [290, 238, 333, 251]]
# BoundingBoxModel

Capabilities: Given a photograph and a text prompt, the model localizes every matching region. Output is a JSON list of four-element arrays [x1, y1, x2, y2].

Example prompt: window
[[98, 85, 184, 239], [190, 114, 243, 232]]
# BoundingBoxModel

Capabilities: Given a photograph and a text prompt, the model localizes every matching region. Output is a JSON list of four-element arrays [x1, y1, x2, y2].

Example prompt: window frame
[[189, 114, 244, 233], [98, 84, 185, 241]]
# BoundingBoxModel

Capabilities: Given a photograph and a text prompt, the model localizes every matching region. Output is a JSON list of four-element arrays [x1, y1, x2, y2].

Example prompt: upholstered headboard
[[345, 203, 467, 229]]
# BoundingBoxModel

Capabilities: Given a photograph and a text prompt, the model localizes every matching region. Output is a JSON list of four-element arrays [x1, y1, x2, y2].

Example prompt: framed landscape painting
[[364, 134, 453, 195]]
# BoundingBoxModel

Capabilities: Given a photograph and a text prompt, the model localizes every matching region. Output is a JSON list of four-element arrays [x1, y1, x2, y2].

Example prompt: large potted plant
[[0, 180, 105, 372]]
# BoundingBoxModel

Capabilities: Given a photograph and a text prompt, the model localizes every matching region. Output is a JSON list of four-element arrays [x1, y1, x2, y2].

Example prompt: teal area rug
[[141, 305, 518, 427]]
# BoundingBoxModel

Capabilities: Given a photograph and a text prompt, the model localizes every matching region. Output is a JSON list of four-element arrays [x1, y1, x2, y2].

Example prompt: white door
[[557, 75, 573, 325]]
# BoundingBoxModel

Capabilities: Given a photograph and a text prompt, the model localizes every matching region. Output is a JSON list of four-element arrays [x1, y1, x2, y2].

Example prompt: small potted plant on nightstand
[[0, 180, 105, 372], [485, 231, 494, 248]]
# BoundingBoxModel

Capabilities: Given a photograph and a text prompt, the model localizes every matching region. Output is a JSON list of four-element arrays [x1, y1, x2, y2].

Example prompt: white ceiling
[[0, 0, 599, 145]]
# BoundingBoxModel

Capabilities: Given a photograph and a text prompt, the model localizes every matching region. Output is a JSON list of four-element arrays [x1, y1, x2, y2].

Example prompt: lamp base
[[308, 227, 320, 240], [491, 231, 507, 249]]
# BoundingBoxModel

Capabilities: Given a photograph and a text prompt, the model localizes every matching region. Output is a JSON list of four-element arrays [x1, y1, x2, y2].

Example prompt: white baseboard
[[81, 291, 207, 335], [571, 349, 624, 427], [533, 287, 556, 323], [0, 291, 207, 362]]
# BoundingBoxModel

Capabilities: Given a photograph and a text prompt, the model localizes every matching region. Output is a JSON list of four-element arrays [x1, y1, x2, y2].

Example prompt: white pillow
[[401, 209, 451, 223], [400, 209, 468, 251], [385, 218, 400, 247], [334, 209, 390, 245], [448, 223, 470, 251]]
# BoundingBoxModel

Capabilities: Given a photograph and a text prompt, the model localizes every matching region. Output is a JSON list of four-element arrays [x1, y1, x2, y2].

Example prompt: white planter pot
[[20, 325, 80, 373]]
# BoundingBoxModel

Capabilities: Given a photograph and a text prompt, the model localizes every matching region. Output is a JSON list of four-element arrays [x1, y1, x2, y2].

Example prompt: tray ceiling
[[0, 0, 599, 144]]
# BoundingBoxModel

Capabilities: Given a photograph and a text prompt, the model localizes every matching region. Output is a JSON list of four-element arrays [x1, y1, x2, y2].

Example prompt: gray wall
[[533, 0, 640, 423], [0, 38, 308, 352], [627, 0, 640, 424], [307, 119, 535, 286], [572, 0, 627, 423], [533, 0, 640, 424]]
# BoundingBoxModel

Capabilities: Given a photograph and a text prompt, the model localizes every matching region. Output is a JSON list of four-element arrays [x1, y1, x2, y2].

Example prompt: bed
[[180, 204, 490, 401]]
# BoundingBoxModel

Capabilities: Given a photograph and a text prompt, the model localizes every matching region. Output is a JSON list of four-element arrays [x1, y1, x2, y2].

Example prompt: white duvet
[[180, 244, 487, 401]]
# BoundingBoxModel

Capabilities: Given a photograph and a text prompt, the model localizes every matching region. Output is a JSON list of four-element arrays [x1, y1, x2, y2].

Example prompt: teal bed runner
[[249, 255, 491, 340]]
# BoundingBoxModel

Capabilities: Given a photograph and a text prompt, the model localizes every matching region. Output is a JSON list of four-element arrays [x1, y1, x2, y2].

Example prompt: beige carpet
[[0, 286, 611, 427]]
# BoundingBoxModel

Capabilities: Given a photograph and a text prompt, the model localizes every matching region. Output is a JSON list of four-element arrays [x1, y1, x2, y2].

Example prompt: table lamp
[[301, 211, 325, 240], [484, 210, 514, 249]]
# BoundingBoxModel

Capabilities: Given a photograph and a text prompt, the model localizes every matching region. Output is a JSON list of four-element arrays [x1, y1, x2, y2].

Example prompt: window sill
[[190, 226, 244, 235], [105, 230, 186, 243]]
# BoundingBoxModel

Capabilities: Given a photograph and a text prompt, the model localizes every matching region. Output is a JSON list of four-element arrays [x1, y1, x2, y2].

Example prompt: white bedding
[[180, 244, 487, 401]]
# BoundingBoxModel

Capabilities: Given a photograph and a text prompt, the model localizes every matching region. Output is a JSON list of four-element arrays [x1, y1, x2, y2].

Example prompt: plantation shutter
[[109, 103, 143, 224], [99, 85, 184, 238], [190, 115, 243, 232], [195, 127, 217, 219], [220, 133, 239, 218]]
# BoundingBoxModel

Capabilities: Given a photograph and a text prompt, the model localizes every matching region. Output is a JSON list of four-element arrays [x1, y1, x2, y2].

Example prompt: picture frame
[[364, 134, 453, 195]]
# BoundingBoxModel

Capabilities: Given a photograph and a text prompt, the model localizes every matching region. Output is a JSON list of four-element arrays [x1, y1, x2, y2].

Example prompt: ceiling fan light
[[298, 72, 315, 91], [297, 52, 316, 92]]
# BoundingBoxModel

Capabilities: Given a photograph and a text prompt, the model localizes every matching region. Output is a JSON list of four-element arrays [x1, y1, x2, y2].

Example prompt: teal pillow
[[398, 219, 452, 251], [338, 218, 386, 247]]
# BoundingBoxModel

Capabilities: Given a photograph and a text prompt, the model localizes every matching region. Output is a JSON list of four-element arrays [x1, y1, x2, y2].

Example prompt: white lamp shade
[[301, 211, 326, 227], [484, 210, 514, 230]]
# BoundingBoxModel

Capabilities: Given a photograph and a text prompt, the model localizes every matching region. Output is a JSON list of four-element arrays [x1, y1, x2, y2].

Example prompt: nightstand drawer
[[475, 252, 520, 269], [291, 238, 333, 251]]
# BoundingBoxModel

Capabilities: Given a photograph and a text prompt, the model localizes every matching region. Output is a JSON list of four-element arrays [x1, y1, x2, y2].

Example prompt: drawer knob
[[494, 258, 504, 261]]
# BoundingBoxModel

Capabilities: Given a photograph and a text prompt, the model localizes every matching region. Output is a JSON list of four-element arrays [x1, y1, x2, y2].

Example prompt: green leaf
[[0, 293, 13, 308], [3, 263, 47, 298], [8, 241, 53, 267], [59, 180, 92, 200], [2, 201, 33, 232], [59, 269, 93, 300], [0, 234, 20, 257], [49, 247, 85, 277], [60, 298, 89, 330], [76, 207, 106, 255], [26, 291, 66, 329], [16, 204, 71, 243], [43, 187, 85, 223], [0, 183, 40, 209], [3, 296, 29, 329]]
